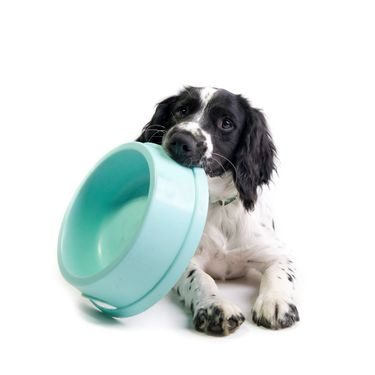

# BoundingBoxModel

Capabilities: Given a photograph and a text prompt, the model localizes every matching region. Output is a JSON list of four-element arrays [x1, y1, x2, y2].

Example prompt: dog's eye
[[220, 118, 234, 130], [175, 105, 189, 117]]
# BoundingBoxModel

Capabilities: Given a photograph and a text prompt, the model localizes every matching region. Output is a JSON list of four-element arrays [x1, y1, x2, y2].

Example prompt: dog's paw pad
[[252, 294, 299, 330], [193, 301, 245, 335]]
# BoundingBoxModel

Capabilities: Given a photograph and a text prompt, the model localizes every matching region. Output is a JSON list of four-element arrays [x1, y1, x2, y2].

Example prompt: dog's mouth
[[162, 125, 230, 177], [163, 145, 227, 177]]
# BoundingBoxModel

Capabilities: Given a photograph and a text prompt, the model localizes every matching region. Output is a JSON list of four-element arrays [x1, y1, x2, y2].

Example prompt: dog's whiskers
[[212, 152, 238, 184], [170, 112, 179, 124], [144, 128, 167, 142], [140, 125, 166, 138], [201, 158, 212, 176], [209, 133, 236, 144], [211, 156, 227, 175]]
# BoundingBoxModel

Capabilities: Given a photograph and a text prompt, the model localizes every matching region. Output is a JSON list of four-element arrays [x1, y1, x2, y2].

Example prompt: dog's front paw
[[252, 294, 299, 330], [193, 300, 245, 336]]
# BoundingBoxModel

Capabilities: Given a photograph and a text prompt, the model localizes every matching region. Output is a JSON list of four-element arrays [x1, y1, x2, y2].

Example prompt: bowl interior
[[60, 148, 151, 279]]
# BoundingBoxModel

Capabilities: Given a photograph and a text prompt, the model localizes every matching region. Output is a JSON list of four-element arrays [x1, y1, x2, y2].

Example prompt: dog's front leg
[[174, 259, 245, 335], [251, 255, 299, 329], [240, 239, 299, 329], [226, 237, 300, 330]]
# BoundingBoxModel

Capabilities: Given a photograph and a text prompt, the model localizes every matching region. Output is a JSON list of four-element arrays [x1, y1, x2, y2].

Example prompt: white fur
[[174, 172, 298, 333], [176, 88, 217, 158], [195, 87, 216, 158], [194, 87, 217, 122], [195, 173, 290, 277], [202, 128, 213, 158]]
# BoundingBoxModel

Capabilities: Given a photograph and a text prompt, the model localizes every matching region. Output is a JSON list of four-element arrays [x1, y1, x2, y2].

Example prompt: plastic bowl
[[58, 142, 208, 317]]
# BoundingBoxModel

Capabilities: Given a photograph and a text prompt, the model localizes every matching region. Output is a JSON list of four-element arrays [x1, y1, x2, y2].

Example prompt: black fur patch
[[252, 303, 300, 330], [187, 269, 196, 278], [252, 311, 272, 329], [193, 305, 245, 336]]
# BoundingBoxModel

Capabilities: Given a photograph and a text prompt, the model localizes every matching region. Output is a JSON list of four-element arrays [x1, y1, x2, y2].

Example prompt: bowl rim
[[58, 142, 160, 286]]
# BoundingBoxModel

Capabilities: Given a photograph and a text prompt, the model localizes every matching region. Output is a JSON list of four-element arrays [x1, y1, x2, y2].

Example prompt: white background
[[1, 1, 374, 374]]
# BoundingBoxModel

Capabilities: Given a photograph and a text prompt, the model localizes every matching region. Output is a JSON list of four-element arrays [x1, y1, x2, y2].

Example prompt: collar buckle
[[213, 194, 238, 207]]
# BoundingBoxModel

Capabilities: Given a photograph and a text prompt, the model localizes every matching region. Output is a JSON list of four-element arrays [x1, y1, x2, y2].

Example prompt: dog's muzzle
[[163, 122, 208, 167]]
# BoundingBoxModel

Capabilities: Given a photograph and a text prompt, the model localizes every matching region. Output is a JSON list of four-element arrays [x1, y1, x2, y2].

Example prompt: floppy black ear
[[136, 95, 178, 144], [234, 100, 276, 211]]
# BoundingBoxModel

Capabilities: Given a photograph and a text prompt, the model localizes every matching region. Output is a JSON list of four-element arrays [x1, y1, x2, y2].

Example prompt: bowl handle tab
[[82, 293, 129, 318]]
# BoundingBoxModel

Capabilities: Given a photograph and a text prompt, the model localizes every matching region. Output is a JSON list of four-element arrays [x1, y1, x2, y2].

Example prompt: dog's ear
[[136, 95, 178, 144], [234, 99, 276, 211]]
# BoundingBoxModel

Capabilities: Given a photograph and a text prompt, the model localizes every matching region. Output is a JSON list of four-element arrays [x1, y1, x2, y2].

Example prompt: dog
[[136, 86, 299, 335]]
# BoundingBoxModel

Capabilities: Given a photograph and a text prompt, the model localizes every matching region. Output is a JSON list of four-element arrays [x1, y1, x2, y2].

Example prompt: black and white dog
[[136, 87, 299, 335]]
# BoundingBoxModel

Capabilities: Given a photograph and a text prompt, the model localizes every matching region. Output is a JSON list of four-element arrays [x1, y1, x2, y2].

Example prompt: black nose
[[167, 132, 197, 162]]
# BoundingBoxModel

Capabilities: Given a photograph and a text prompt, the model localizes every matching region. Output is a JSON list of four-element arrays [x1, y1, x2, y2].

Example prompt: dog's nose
[[167, 132, 197, 160]]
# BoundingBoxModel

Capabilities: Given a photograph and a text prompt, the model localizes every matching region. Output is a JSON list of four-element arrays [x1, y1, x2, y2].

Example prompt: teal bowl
[[58, 142, 208, 317]]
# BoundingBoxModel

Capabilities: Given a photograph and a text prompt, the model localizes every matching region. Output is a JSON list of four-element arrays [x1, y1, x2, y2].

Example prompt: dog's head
[[136, 86, 276, 210]]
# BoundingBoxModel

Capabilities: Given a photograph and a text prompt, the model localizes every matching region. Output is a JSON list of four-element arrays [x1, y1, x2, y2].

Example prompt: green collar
[[210, 195, 238, 207]]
